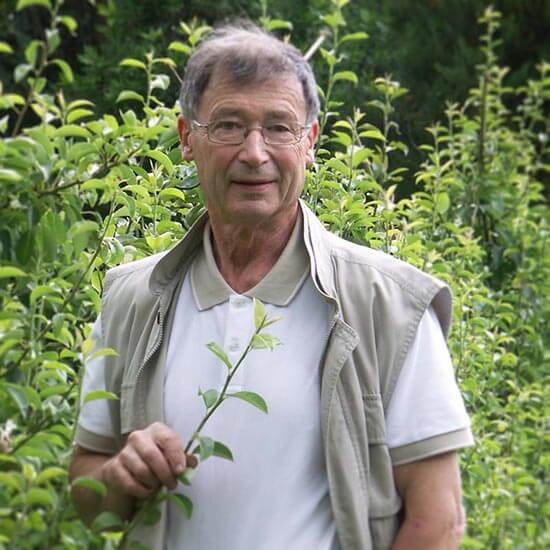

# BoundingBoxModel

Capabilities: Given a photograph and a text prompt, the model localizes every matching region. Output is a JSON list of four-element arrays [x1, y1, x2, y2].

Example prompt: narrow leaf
[[71, 476, 107, 498], [120, 58, 147, 70], [116, 90, 145, 103], [253, 298, 266, 329], [197, 436, 215, 461], [213, 441, 234, 461], [51, 59, 73, 82], [0, 266, 27, 278], [16, 0, 51, 11], [91, 511, 123, 532], [228, 391, 268, 413], [145, 150, 174, 175], [166, 493, 193, 519], [202, 389, 219, 409], [83, 390, 119, 404], [0, 42, 13, 54], [206, 342, 233, 370]]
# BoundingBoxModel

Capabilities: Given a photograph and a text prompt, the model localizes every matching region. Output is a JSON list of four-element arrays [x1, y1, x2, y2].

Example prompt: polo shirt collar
[[191, 213, 309, 310]]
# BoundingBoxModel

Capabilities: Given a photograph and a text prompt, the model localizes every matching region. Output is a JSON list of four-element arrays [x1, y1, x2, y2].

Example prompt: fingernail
[[175, 463, 185, 474]]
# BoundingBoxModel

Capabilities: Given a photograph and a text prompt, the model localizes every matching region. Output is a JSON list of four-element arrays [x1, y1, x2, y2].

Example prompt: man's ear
[[177, 115, 194, 160], [305, 120, 319, 165]]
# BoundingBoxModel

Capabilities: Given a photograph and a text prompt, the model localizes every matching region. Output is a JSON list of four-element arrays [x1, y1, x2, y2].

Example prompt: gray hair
[[179, 21, 320, 124]]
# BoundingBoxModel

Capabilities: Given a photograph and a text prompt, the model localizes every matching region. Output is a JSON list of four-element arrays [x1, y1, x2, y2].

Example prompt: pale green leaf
[[71, 476, 107, 498], [91, 511, 123, 532], [253, 298, 266, 330], [166, 493, 193, 519], [206, 342, 233, 370], [228, 390, 268, 413], [197, 435, 215, 461], [26, 488, 55, 507], [0, 266, 27, 278], [333, 71, 358, 85], [116, 90, 145, 103], [145, 150, 174, 175], [83, 390, 119, 404], [168, 42, 192, 55], [51, 58, 73, 82], [35, 467, 67, 485], [58, 15, 78, 33], [16, 0, 51, 11], [53, 125, 91, 138], [201, 388, 218, 409], [120, 58, 147, 70], [435, 192, 450, 214], [67, 108, 94, 123], [341, 32, 369, 43], [159, 188, 186, 202], [0, 42, 14, 54]]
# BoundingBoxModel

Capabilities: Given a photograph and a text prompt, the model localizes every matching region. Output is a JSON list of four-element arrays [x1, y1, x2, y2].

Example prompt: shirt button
[[232, 296, 248, 308], [228, 338, 241, 353]]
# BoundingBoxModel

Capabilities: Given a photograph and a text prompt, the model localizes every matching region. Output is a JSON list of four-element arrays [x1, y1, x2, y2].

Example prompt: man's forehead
[[197, 72, 306, 117]]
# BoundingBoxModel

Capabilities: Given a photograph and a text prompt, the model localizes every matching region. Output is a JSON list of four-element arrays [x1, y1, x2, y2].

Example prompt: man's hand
[[70, 422, 196, 523], [101, 422, 191, 498]]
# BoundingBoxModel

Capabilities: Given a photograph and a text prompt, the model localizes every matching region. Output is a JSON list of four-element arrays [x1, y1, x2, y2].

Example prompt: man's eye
[[213, 120, 242, 131], [268, 124, 293, 133]]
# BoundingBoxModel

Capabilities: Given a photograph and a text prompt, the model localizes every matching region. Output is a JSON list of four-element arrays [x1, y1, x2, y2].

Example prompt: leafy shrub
[[0, 1, 547, 548]]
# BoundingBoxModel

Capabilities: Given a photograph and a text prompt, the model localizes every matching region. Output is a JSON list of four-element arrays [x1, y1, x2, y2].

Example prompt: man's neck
[[208, 207, 300, 294]]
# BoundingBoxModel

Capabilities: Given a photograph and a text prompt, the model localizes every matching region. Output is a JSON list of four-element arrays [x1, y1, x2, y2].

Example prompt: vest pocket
[[364, 393, 402, 547]]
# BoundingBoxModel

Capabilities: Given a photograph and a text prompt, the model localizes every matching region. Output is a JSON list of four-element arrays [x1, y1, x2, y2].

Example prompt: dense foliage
[[0, 0, 548, 548]]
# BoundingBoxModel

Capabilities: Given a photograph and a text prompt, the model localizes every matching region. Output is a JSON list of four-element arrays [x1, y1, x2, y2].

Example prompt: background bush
[[0, 0, 548, 548]]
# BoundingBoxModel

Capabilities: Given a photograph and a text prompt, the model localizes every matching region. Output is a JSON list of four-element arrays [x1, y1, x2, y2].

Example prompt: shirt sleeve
[[385, 305, 474, 465], [75, 315, 119, 454]]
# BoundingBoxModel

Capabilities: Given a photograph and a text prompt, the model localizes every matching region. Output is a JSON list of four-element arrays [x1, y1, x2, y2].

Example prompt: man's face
[[178, 73, 318, 227]]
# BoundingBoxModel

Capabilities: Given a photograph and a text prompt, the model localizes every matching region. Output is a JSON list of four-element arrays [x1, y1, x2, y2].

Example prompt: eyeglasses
[[191, 119, 311, 146]]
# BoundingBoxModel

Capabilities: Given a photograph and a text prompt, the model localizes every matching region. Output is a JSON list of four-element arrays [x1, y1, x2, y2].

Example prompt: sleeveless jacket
[[80, 201, 452, 549]]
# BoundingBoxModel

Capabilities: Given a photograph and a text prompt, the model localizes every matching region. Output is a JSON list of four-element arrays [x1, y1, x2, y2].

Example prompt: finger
[[119, 446, 160, 490], [102, 456, 154, 499], [130, 431, 178, 490], [149, 423, 187, 477]]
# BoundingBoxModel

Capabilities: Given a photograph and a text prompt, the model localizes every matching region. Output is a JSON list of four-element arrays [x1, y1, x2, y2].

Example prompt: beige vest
[[95, 201, 452, 550]]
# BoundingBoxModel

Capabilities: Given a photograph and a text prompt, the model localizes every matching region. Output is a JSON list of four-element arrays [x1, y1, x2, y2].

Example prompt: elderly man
[[70, 21, 473, 550]]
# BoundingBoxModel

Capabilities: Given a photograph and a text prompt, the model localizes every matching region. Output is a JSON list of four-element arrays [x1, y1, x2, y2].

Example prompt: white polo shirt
[[78, 216, 472, 549]]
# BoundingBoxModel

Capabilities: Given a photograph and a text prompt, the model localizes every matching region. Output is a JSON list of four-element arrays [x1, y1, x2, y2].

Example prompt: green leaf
[[0, 42, 13, 54], [46, 29, 60, 53], [35, 467, 67, 485], [159, 188, 186, 202], [213, 441, 234, 461], [197, 435, 215, 461], [120, 58, 147, 70], [251, 333, 280, 350], [0, 266, 27, 278], [5, 384, 29, 416], [91, 511, 123, 532], [26, 488, 55, 507], [51, 58, 73, 82], [24, 40, 41, 66], [166, 493, 193, 519], [145, 150, 174, 175], [206, 342, 233, 370], [16, 0, 51, 11], [178, 466, 197, 486], [201, 389, 219, 409], [67, 108, 94, 123], [83, 390, 119, 404], [435, 192, 450, 214], [341, 32, 369, 43], [116, 90, 145, 103], [333, 71, 358, 85], [253, 298, 266, 329], [71, 476, 107, 498], [53, 125, 91, 138], [14, 63, 32, 83], [0, 168, 23, 182], [168, 41, 192, 55], [58, 15, 78, 34], [228, 391, 268, 413]]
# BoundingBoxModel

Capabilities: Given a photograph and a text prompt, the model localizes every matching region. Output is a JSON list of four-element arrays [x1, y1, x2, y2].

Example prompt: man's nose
[[237, 128, 270, 166]]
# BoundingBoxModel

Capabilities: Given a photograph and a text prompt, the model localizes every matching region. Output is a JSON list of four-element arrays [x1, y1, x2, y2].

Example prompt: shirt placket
[[224, 294, 253, 392]]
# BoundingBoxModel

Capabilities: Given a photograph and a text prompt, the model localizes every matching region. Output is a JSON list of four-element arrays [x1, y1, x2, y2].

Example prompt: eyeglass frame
[[190, 119, 312, 146]]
